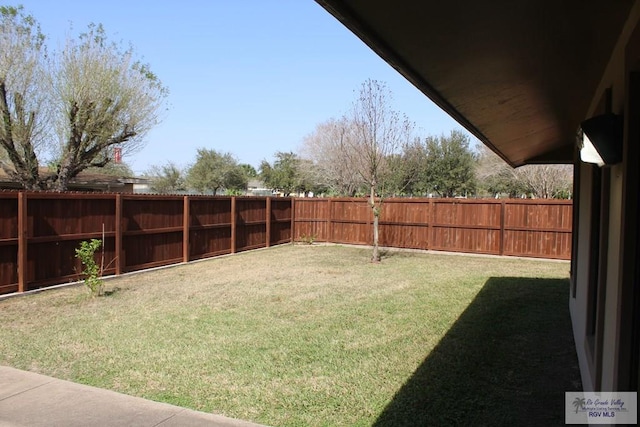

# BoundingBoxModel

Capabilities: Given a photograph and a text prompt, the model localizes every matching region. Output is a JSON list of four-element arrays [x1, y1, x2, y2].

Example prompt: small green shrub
[[75, 239, 104, 296]]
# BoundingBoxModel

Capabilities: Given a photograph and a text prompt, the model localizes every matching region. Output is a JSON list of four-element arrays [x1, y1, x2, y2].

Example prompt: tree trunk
[[53, 162, 73, 191], [370, 184, 381, 262]]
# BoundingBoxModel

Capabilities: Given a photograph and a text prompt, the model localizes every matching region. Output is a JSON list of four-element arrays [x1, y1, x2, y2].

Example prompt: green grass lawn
[[0, 245, 581, 426]]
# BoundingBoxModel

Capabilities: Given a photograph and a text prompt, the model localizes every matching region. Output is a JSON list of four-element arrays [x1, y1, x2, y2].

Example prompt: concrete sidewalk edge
[[0, 366, 268, 427]]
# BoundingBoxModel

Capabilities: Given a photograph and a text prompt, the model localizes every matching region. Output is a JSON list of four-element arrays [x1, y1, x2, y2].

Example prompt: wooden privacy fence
[[293, 197, 572, 260], [0, 192, 292, 295], [0, 193, 571, 296]]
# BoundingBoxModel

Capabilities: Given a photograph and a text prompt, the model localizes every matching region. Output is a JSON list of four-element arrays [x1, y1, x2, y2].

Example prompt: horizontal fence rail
[[293, 197, 572, 260], [0, 192, 292, 295]]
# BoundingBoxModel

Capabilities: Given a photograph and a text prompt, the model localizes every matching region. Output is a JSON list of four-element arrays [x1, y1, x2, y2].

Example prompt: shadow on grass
[[102, 287, 121, 297], [373, 277, 582, 427]]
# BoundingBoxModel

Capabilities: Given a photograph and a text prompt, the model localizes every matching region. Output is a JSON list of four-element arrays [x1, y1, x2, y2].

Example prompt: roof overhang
[[316, 0, 634, 167]]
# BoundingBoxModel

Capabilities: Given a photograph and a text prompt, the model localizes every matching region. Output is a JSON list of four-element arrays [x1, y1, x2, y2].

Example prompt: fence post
[[183, 196, 190, 263], [327, 198, 332, 242], [231, 197, 236, 253], [115, 194, 122, 275], [428, 198, 434, 250], [17, 192, 27, 293], [290, 197, 295, 243], [266, 197, 271, 247], [500, 200, 506, 256]]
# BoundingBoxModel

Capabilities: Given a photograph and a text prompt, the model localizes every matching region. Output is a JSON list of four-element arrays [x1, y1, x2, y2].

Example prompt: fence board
[[270, 199, 293, 245], [23, 193, 117, 291], [330, 199, 370, 244], [235, 198, 267, 252], [502, 200, 572, 259], [430, 200, 502, 254], [121, 196, 183, 272], [293, 198, 329, 242], [189, 197, 232, 260], [379, 199, 430, 248]]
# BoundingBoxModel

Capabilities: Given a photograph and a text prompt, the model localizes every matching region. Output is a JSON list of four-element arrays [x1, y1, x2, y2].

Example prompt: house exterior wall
[[601, 165, 624, 391], [570, 162, 596, 390], [571, 1, 640, 392]]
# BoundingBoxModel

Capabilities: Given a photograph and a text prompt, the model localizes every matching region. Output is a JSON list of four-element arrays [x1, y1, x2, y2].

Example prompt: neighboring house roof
[[0, 168, 150, 192], [246, 179, 273, 196], [247, 179, 267, 189], [316, 0, 634, 167]]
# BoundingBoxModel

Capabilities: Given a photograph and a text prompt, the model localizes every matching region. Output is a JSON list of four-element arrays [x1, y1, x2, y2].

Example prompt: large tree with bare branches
[[340, 79, 414, 261], [0, 7, 167, 190], [301, 80, 414, 261], [476, 145, 573, 198], [351, 80, 414, 261], [300, 117, 365, 196]]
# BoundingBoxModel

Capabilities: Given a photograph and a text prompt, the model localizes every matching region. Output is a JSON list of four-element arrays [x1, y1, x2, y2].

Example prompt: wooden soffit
[[316, 0, 634, 166]]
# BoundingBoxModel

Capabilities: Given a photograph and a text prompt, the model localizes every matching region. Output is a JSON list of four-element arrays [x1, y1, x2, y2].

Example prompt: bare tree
[[1, 8, 167, 190], [515, 164, 573, 199], [301, 81, 413, 260], [300, 117, 364, 196], [346, 79, 414, 261], [0, 6, 50, 189], [476, 145, 573, 198], [296, 158, 328, 196]]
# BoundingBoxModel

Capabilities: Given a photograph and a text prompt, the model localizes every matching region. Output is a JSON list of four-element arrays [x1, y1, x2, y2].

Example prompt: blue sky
[[17, 0, 471, 174]]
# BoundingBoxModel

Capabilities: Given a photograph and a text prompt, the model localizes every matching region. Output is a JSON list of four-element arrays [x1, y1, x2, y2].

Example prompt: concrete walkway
[[0, 366, 267, 427]]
